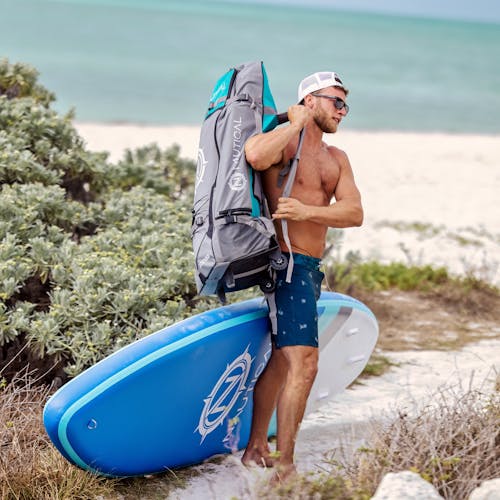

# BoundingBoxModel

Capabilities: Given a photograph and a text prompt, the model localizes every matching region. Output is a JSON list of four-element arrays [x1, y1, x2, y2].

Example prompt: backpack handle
[[276, 111, 289, 124]]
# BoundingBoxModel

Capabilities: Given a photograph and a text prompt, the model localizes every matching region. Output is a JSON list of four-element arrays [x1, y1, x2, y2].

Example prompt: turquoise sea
[[2, 0, 500, 132]]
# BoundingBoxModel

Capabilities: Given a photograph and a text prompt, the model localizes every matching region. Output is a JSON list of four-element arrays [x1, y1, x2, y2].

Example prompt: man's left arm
[[272, 150, 363, 228]]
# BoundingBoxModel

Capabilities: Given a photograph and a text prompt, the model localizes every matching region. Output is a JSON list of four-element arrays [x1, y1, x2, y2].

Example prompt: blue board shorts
[[267, 253, 325, 349]]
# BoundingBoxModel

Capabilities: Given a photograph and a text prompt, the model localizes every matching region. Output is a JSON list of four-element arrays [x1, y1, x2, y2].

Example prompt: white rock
[[469, 478, 500, 500], [371, 471, 443, 500]]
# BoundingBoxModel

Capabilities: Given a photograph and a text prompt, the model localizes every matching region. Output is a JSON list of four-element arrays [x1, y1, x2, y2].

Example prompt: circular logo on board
[[228, 172, 247, 191], [196, 346, 253, 443]]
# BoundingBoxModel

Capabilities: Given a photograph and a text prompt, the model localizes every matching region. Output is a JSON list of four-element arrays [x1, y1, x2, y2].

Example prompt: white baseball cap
[[297, 71, 348, 103]]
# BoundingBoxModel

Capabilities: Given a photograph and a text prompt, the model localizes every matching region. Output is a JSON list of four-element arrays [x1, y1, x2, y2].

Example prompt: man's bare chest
[[293, 150, 339, 200]]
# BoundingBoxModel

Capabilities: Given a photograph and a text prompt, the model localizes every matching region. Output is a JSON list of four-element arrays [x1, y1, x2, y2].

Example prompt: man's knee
[[283, 346, 318, 385], [301, 353, 318, 385]]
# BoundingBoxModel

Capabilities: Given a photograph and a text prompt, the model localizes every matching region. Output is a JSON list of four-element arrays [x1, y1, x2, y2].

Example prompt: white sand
[[76, 123, 500, 284], [76, 122, 202, 163]]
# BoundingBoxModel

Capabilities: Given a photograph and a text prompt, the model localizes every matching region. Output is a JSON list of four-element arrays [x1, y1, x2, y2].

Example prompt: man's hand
[[272, 197, 310, 221], [288, 105, 311, 131], [245, 104, 311, 172]]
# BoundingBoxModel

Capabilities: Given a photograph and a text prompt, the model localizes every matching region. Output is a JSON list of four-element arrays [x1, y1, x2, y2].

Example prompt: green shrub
[[326, 257, 450, 294], [26, 187, 202, 377], [0, 59, 208, 380], [0, 58, 54, 105], [113, 142, 195, 200], [0, 93, 111, 202]]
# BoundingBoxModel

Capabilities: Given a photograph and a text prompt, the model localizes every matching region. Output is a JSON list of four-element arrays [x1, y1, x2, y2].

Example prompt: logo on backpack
[[228, 172, 247, 191], [196, 148, 208, 188], [231, 117, 243, 170]]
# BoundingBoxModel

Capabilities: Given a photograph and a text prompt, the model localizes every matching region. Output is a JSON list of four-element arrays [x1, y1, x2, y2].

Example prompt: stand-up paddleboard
[[44, 292, 378, 477]]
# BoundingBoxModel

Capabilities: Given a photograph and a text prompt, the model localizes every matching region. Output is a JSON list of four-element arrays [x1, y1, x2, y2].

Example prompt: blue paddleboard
[[43, 292, 378, 477]]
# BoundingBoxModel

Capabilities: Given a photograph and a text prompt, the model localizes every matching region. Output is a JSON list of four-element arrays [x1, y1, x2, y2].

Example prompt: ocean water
[[2, 0, 500, 132]]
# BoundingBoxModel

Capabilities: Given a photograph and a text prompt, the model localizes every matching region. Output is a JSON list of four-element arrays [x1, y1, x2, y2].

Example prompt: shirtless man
[[241, 72, 363, 480]]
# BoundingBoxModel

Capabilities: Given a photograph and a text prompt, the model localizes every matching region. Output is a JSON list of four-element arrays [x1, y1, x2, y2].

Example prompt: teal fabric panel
[[261, 63, 279, 132], [248, 167, 261, 217], [205, 68, 235, 118]]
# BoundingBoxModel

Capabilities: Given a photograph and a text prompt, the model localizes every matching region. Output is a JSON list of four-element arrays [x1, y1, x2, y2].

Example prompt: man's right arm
[[245, 105, 310, 171]]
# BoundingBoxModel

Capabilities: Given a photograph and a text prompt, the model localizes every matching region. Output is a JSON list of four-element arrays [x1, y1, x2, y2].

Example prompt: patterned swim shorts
[[267, 253, 324, 349]]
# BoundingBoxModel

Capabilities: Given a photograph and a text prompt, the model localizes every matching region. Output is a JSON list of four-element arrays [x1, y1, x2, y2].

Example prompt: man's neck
[[305, 120, 325, 149]]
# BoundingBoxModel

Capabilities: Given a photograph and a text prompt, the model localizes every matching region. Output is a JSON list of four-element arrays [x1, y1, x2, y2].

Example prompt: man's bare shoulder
[[325, 143, 349, 166]]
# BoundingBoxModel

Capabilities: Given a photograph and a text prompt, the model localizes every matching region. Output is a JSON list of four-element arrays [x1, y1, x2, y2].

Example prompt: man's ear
[[303, 93, 315, 108]]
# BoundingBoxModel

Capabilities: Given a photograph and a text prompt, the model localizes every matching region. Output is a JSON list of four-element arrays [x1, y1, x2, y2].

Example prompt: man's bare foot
[[270, 463, 297, 485], [241, 447, 275, 468]]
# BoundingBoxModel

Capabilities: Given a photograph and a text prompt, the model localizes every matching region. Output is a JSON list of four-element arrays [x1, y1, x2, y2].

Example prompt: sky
[[225, 0, 500, 24]]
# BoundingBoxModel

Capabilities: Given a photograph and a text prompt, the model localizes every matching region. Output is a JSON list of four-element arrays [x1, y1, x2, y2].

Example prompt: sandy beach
[[76, 123, 500, 285]]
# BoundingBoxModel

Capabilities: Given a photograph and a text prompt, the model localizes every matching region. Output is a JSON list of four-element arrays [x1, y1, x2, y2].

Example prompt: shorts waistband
[[283, 252, 322, 271]]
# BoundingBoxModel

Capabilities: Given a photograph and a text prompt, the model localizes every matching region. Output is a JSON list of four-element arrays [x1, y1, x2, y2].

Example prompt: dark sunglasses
[[313, 93, 350, 114]]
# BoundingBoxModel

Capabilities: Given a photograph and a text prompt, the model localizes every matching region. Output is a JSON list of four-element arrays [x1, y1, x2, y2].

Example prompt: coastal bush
[[113, 142, 195, 200], [0, 59, 205, 381], [327, 255, 450, 293], [0, 58, 54, 105], [27, 187, 201, 377], [0, 87, 111, 202]]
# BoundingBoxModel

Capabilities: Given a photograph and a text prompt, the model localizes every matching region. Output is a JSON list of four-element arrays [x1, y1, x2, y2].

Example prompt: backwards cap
[[297, 71, 348, 103]]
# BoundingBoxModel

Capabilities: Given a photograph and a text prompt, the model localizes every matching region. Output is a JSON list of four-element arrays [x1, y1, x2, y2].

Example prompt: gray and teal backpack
[[191, 61, 303, 302]]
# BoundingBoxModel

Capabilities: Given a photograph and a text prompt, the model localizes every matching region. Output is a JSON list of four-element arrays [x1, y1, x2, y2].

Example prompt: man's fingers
[[277, 198, 293, 209]]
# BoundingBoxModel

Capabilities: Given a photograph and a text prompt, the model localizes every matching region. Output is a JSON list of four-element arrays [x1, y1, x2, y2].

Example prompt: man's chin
[[325, 123, 338, 134], [315, 116, 338, 134]]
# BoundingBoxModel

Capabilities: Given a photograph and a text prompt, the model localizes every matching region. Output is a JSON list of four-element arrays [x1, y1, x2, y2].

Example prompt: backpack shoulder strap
[[279, 127, 306, 282]]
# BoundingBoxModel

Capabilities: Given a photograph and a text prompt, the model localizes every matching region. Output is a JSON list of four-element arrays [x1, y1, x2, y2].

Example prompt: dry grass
[[258, 377, 499, 499], [0, 371, 114, 500], [335, 380, 498, 499]]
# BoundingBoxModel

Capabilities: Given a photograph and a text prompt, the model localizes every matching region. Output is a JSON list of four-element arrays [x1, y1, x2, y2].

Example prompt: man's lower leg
[[242, 348, 287, 466]]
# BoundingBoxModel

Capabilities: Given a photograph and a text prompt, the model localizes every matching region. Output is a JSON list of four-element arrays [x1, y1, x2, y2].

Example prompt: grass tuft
[[359, 352, 398, 379], [333, 381, 499, 499], [0, 371, 115, 500], [256, 379, 499, 499]]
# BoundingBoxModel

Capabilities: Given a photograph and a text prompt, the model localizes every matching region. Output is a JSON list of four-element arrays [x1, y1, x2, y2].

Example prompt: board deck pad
[[44, 292, 378, 477]]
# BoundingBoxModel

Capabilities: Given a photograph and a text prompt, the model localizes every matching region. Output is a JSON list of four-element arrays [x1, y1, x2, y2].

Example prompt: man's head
[[297, 71, 348, 104], [297, 71, 349, 133]]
